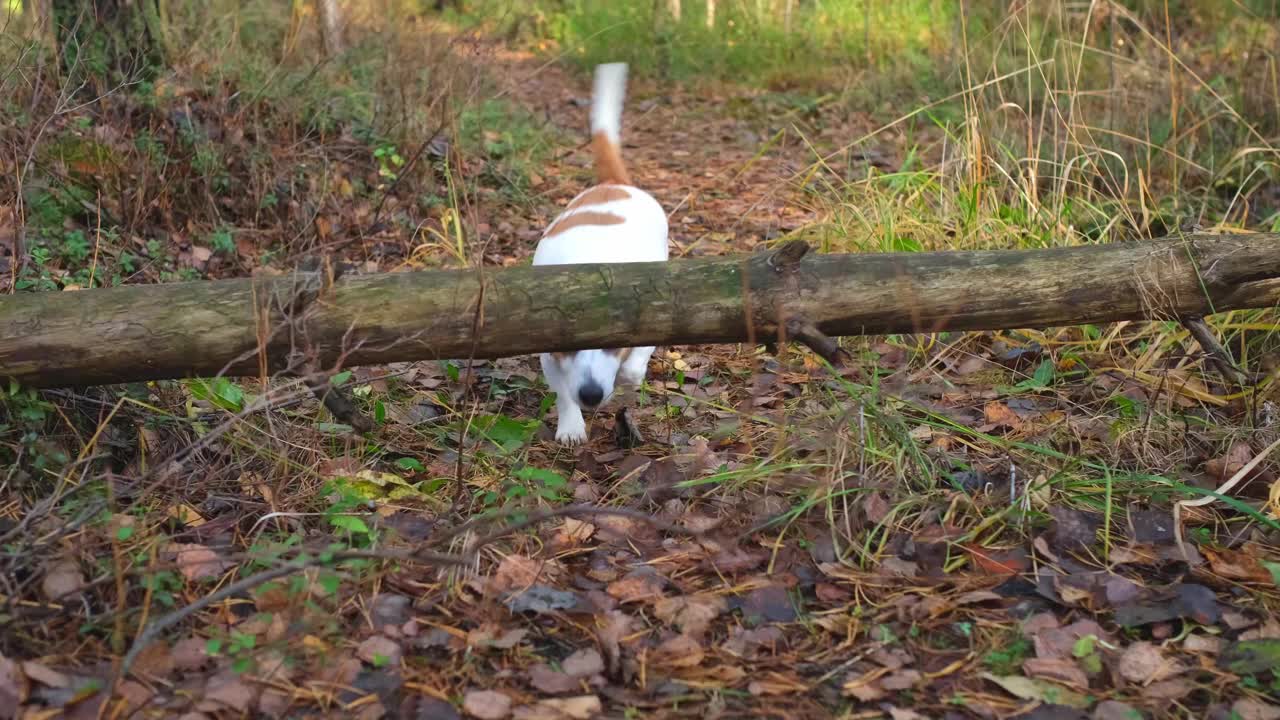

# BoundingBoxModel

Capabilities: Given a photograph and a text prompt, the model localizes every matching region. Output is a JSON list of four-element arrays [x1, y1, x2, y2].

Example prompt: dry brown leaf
[[1233, 698, 1280, 720], [982, 400, 1025, 430], [168, 543, 230, 583], [512, 696, 601, 720], [527, 664, 582, 695], [490, 555, 545, 594], [21, 661, 69, 688], [650, 635, 704, 668], [199, 670, 256, 713], [1, 654, 28, 709], [464, 689, 513, 720], [1093, 700, 1143, 720], [1144, 677, 1195, 700], [41, 559, 84, 601], [554, 518, 595, 546], [1117, 641, 1184, 684], [1204, 546, 1273, 583], [1022, 657, 1088, 688], [879, 669, 922, 691], [131, 641, 175, 679], [653, 595, 726, 637], [863, 491, 891, 524], [356, 635, 402, 667], [560, 648, 604, 678], [172, 638, 210, 671], [606, 568, 666, 603]]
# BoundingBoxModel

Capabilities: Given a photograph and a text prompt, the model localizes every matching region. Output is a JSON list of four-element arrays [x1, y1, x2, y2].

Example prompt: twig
[[1183, 315, 1250, 387], [786, 317, 852, 367]]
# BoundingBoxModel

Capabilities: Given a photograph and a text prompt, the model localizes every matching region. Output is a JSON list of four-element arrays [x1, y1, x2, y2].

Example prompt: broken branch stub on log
[[2, 233, 1279, 388]]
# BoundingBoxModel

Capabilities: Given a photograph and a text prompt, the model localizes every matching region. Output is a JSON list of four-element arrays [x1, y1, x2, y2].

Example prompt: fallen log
[[2, 233, 1278, 388]]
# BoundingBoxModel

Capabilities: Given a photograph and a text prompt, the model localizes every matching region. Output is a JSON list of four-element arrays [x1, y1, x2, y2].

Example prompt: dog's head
[[550, 348, 631, 409]]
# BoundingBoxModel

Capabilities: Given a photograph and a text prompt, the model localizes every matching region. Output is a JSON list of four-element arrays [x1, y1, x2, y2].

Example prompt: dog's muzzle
[[577, 381, 605, 408]]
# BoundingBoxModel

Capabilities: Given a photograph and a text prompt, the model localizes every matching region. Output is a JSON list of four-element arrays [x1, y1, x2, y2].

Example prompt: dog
[[532, 63, 670, 446]]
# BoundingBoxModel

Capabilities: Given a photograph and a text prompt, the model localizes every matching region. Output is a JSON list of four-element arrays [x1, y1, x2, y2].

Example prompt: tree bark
[[2, 234, 1279, 389], [317, 0, 344, 57]]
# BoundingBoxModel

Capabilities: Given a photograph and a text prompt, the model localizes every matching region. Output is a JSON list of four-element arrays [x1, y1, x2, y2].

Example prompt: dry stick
[[1183, 315, 1250, 387], [1174, 436, 1280, 563]]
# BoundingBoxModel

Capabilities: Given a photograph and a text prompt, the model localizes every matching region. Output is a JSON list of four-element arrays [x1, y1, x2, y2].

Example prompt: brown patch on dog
[[591, 130, 630, 185], [604, 347, 632, 364], [567, 184, 631, 210], [543, 210, 626, 239]]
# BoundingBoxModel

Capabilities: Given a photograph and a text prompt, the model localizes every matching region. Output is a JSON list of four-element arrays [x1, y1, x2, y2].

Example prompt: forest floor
[[3, 12, 1280, 720]]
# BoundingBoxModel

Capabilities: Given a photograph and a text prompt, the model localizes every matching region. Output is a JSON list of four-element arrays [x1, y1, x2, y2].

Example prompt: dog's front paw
[[555, 419, 588, 446]]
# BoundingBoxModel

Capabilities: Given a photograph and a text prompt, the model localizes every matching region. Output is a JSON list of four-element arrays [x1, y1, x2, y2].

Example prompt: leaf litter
[[2, 11, 1280, 720]]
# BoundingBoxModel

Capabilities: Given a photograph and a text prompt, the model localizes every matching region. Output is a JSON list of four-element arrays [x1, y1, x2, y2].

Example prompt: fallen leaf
[[463, 689, 513, 720], [1233, 698, 1280, 720], [1128, 509, 1175, 544], [1048, 506, 1100, 552], [1023, 657, 1089, 688], [878, 556, 920, 577], [42, 559, 85, 601], [554, 518, 595, 546], [1206, 441, 1256, 482], [527, 664, 581, 695], [560, 648, 603, 678], [653, 595, 726, 637], [1091, 700, 1143, 720], [650, 635, 704, 668], [172, 637, 210, 671], [200, 670, 256, 713], [879, 669, 922, 690], [356, 635, 401, 667], [169, 544, 230, 583], [504, 585, 582, 615], [723, 626, 786, 659], [981, 673, 1090, 709], [740, 585, 796, 623], [0, 653, 26, 708], [491, 555, 546, 594], [606, 568, 666, 603], [370, 594, 412, 630], [1114, 584, 1220, 627], [1117, 641, 1184, 683], [21, 661, 70, 688], [863, 491, 891, 524], [983, 401, 1025, 430], [1204, 546, 1273, 583], [966, 544, 1031, 575], [1143, 677, 1194, 700], [512, 696, 601, 720]]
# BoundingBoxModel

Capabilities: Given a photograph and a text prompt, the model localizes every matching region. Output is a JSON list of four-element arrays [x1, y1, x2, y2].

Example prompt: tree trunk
[[705, 0, 714, 28], [2, 234, 1279, 389], [668, 0, 681, 22], [317, 0, 344, 57]]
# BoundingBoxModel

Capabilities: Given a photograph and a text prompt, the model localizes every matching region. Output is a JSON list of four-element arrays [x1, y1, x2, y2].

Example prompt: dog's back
[[533, 63, 669, 267], [533, 63, 669, 445]]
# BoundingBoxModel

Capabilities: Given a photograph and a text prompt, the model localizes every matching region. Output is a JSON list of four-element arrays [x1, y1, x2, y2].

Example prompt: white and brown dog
[[533, 63, 669, 445]]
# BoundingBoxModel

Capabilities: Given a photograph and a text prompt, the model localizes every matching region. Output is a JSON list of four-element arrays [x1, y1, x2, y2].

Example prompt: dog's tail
[[590, 62, 631, 186]]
